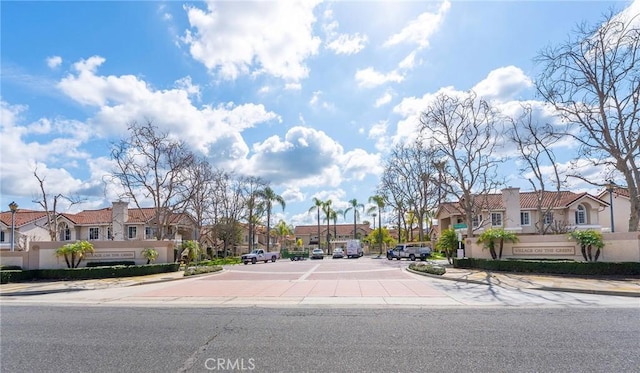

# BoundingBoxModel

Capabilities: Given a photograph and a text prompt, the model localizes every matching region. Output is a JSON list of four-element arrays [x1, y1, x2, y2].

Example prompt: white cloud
[[472, 65, 533, 101], [46, 56, 62, 69], [326, 33, 368, 55], [57, 56, 280, 160], [383, 0, 450, 50], [355, 67, 404, 88], [182, 0, 322, 82], [375, 90, 394, 108], [0, 101, 96, 203]]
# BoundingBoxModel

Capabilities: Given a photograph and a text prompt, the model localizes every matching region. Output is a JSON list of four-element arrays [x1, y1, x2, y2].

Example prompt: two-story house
[[435, 187, 609, 237], [1, 201, 196, 249]]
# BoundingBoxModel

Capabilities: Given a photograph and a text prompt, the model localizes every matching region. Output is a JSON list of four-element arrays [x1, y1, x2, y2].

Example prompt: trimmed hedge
[[0, 263, 180, 283], [454, 258, 640, 276], [1, 270, 37, 284], [86, 261, 136, 267]]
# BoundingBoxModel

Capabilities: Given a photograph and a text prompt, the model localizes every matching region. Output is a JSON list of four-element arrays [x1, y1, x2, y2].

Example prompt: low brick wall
[[1, 241, 176, 270]]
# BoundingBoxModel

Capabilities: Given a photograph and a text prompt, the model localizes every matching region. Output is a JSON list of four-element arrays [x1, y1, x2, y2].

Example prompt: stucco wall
[[1, 241, 176, 270], [465, 232, 640, 262]]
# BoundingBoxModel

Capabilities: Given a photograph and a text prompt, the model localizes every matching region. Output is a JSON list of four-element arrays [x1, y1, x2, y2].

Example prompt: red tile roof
[[0, 209, 48, 228], [439, 190, 606, 216], [3, 207, 190, 227]]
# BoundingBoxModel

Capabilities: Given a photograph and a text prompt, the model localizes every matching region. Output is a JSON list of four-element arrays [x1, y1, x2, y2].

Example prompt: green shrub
[[184, 265, 223, 276], [198, 257, 241, 266], [409, 262, 446, 276], [141, 248, 159, 264], [454, 258, 640, 276], [86, 261, 136, 267], [0, 265, 22, 271], [0, 269, 38, 284], [568, 229, 604, 262], [55, 240, 95, 268]]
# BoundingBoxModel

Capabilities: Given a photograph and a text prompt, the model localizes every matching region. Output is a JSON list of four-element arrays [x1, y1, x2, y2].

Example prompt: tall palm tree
[[369, 195, 385, 256], [322, 199, 333, 254], [344, 198, 364, 239], [256, 186, 285, 253], [308, 197, 323, 250], [329, 209, 342, 245]]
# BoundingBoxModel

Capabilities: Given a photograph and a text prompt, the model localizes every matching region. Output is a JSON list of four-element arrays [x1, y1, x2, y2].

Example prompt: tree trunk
[[580, 245, 588, 261], [489, 243, 497, 260]]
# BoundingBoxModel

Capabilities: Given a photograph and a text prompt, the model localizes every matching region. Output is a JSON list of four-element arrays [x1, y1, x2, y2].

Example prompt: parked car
[[311, 248, 325, 260], [332, 247, 344, 259]]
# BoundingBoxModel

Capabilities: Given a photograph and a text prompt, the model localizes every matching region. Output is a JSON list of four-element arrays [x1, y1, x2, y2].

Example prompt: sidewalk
[[435, 267, 640, 297], [1, 266, 639, 298], [0, 271, 186, 296]]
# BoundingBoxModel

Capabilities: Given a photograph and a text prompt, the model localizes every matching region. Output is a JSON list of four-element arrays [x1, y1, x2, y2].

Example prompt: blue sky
[[1, 0, 636, 227]]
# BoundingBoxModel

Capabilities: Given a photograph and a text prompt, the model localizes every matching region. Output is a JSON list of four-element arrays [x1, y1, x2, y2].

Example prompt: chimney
[[501, 187, 520, 229], [111, 201, 128, 240]]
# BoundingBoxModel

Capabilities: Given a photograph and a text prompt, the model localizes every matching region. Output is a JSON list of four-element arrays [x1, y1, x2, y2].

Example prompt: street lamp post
[[606, 181, 615, 233], [9, 201, 18, 252]]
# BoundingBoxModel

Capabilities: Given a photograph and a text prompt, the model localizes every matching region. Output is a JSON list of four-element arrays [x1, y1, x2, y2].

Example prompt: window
[[520, 212, 531, 226], [491, 212, 503, 227], [59, 223, 71, 241], [128, 226, 137, 239], [575, 204, 587, 225], [89, 227, 99, 240], [472, 214, 482, 228], [544, 212, 554, 225], [107, 227, 112, 240], [145, 227, 158, 239], [1, 231, 4, 242]]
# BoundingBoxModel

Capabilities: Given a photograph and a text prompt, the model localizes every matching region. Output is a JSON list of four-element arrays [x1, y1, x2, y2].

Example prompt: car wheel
[[387, 255, 392, 260], [252, 257, 257, 264], [271, 256, 277, 262], [244, 261, 248, 265], [409, 254, 416, 261]]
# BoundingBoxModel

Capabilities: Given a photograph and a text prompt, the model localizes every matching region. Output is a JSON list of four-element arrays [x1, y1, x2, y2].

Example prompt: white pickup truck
[[387, 242, 431, 261], [241, 249, 280, 265]]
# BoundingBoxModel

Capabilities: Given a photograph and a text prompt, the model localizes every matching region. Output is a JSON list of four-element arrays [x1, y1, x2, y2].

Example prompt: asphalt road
[[1, 306, 639, 373]]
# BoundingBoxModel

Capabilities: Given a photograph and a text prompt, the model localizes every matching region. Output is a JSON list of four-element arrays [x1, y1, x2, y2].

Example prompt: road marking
[[297, 264, 321, 281]]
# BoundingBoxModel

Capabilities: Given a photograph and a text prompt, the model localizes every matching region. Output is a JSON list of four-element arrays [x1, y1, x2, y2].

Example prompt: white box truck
[[346, 240, 364, 258]]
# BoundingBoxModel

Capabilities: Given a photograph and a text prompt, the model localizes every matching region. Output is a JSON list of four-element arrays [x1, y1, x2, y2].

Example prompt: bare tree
[[419, 91, 505, 239], [110, 121, 195, 240], [32, 168, 84, 241], [507, 104, 566, 234], [211, 171, 245, 256], [536, 10, 640, 231], [182, 157, 217, 250], [379, 140, 440, 242]]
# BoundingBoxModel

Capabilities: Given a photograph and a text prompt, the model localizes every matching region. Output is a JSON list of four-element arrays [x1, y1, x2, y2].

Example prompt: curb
[[406, 267, 640, 298], [406, 267, 489, 285], [536, 286, 640, 298]]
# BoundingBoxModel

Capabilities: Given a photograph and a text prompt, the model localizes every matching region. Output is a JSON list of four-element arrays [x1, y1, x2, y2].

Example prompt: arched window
[[59, 222, 71, 241], [575, 204, 587, 225]]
